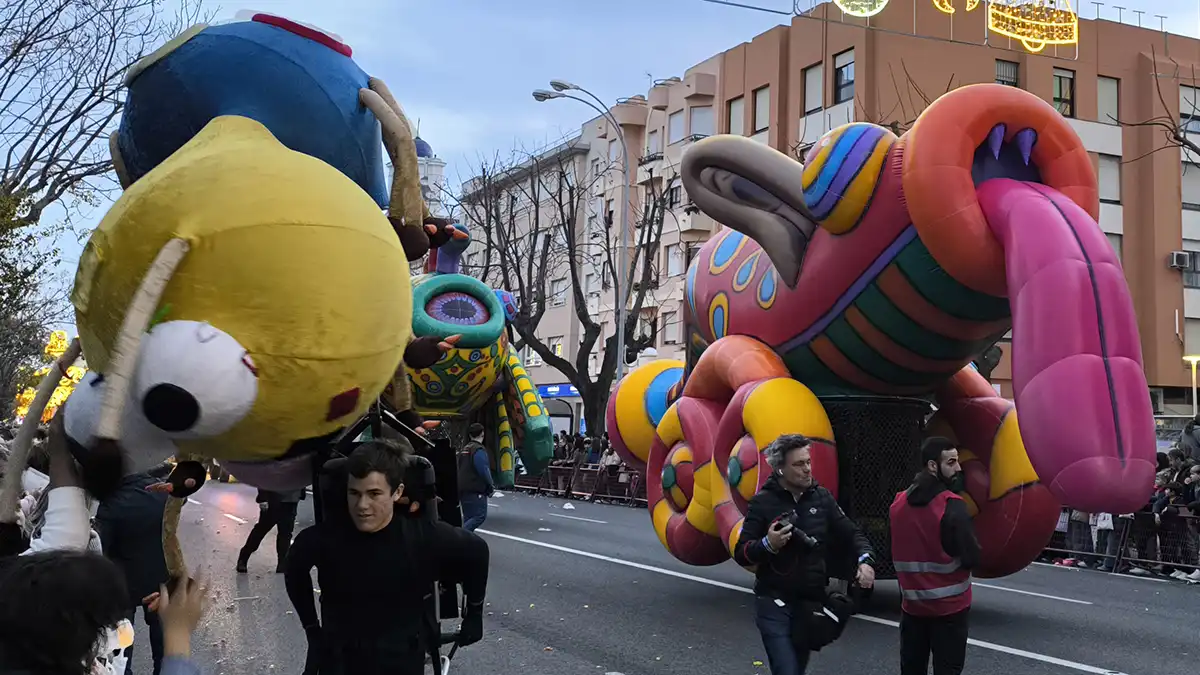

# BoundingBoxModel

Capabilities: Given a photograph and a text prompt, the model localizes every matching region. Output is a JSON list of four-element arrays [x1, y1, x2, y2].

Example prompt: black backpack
[[791, 590, 856, 652]]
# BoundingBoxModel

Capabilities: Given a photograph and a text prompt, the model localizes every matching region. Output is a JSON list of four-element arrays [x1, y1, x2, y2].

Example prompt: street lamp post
[[1186, 356, 1200, 417], [533, 81, 635, 383]]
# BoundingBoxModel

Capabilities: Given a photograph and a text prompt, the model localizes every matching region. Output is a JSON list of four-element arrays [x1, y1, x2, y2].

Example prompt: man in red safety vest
[[890, 436, 981, 675]]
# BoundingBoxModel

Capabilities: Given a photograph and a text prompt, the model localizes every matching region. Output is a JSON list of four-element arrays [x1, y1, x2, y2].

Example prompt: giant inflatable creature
[[54, 12, 449, 497], [389, 224, 555, 487], [606, 83, 1156, 579]]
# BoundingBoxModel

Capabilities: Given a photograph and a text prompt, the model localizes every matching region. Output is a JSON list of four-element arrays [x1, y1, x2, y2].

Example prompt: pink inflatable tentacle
[[977, 179, 1155, 514]]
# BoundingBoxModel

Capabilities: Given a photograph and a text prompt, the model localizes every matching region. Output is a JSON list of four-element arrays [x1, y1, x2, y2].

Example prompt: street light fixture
[[531, 89, 565, 102], [1186, 355, 1200, 417], [532, 79, 635, 385]]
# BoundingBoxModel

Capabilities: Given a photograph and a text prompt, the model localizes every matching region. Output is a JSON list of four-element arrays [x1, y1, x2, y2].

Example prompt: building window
[[605, 199, 614, 225], [662, 310, 680, 344], [665, 244, 685, 276], [753, 86, 770, 133], [834, 50, 855, 104], [995, 60, 1019, 87], [667, 185, 682, 209], [548, 336, 564, 357], [727, 96, 745, 135], [646, 129, 660, 155], [1181, 85, 1200, 134], [668, 110, 685, 144], [685, 243, 703, 268], [803, 63, 823, 114], [1053, 68, 1075, 118], [526, 346, 543, 366], [689, 105, 714, 137], [1106, 233, 1122, 262], [1185, 243, 1200, 288], [591, 158, 601, 179], [1098, 154, 1121, 204], [1184, 163, 1200, 211], [1098, 76, 1119, 125], [550, 277, 568, 306]]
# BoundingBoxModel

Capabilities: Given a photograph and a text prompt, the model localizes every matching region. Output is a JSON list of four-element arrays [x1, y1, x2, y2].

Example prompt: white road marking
[[479, 529, 1132, 675], [187, 498, 201, 505], [546, 513, 608, 524], [223, 513, 247, 524], [973, 582, 1092, 605], [488, 502, 500, 508]]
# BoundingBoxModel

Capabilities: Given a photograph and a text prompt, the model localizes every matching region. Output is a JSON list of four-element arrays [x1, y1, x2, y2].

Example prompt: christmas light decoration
[[932, 0, 981, 14], [835, 0, 891, 18], [987, 0, 1079, 53]]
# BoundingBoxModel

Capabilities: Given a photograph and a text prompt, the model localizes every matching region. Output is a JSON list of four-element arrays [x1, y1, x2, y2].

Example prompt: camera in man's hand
[[782, 512, 819, 550]]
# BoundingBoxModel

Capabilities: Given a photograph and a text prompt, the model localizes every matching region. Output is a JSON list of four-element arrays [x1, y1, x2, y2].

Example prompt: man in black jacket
[[93, 470, 171, 675], [734, 434, 875, 675], [286, 439, 489, 675]]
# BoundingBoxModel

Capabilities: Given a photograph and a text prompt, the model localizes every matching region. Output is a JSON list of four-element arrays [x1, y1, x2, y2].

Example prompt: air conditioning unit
[[1170, 251, 1192, 270], [1150, 387, 1165, 415]]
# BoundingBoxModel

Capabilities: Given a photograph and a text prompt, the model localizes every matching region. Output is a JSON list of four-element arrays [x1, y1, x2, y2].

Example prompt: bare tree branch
[[453, 135, 680, 432]]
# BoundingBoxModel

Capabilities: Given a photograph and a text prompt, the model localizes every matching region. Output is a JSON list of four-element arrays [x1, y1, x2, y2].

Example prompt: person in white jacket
[[9, 414, 102, 556]]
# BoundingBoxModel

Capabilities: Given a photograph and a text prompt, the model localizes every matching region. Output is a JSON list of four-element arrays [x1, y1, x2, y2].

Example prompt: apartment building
[[465, 1, 1200, 421]]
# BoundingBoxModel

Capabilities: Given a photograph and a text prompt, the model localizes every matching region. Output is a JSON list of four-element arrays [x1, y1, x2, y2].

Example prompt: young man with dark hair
[[890, 436, 980, 675], [286, 439, 490, 675], [457, 423, 493, 532]]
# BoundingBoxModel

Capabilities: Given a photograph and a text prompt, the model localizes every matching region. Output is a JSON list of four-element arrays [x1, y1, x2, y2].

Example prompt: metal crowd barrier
[[510, 463, 647, 506], [1041, 507, 1200, 579]]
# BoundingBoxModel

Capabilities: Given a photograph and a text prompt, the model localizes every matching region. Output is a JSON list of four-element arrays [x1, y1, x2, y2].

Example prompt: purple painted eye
[[426, 292, 490, 326]]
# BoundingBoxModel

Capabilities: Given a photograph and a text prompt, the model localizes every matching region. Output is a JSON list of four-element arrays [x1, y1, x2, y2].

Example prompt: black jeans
[[240, 501, 298, 563], [899, 608, 969, 675], [124, 604, 163, 675], [754, 595, 812, 675]]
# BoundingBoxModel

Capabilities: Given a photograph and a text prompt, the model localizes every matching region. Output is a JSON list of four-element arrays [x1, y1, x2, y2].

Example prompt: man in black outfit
[[890, 436, 980, 675], [285, 439, 489, 675], [94, 469, 172, 675], [237, 487, 303, 573], [734, 434, 876, 675]]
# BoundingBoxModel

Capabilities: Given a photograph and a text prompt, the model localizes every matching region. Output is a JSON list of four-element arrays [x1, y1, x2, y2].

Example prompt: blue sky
[[45, 0, 1200, 335]]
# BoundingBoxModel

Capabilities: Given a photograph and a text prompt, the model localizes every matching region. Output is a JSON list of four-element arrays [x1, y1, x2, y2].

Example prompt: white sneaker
[[1129, 567, 1149, 576], [1170, 570, 1188, 580], [1187, 569, 1200, 582]]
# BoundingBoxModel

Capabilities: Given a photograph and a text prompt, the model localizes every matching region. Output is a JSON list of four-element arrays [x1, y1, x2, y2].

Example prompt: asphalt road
[[130, 482, 1199, 675]]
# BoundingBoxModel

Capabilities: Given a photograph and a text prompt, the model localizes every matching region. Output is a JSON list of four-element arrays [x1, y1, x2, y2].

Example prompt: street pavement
[[131, 481, 1199, 675]]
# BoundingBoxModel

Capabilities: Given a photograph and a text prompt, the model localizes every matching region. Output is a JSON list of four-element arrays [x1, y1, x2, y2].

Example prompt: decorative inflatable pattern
[[607, 83, 1156, 579], [405, 224, 554, 486]]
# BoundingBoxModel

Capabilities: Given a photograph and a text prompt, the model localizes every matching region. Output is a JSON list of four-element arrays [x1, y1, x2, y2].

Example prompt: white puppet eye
[[132, 320, 258, 439]]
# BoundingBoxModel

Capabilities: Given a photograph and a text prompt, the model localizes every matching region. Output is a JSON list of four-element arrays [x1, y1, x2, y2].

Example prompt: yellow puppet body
[[71, 116, 411, 467]]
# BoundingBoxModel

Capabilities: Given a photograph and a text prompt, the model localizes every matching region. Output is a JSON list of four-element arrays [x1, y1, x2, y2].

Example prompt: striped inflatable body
[[607, 83, 1156, 580]]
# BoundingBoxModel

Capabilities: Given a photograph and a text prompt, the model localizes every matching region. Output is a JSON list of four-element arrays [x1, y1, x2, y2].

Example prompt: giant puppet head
[[63, 115, 412, 494]]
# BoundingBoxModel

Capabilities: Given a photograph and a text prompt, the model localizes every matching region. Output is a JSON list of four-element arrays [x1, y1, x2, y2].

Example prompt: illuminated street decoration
[[932, 0, 981, 13], [12, 330, 87, 423], [987, 1, 1079, 53], [835, 0, 891, 18]]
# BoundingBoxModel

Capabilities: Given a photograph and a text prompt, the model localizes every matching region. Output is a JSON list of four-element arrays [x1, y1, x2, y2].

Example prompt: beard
[[941, 471, 965, 493]]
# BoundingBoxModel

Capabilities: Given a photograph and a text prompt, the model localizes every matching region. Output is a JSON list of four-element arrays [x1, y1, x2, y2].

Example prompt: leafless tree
[[1110, 45, 1200, 165], [453, 141, 679, 432], [0, 0, 204, 416]]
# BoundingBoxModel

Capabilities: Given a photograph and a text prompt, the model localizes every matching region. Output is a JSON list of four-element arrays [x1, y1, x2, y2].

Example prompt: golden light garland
[[987, 0, 1079, 53], [932, 0, 981, 13]]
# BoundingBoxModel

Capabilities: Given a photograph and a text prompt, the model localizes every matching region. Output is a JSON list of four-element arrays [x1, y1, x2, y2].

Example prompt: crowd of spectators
[[1045, 443, 1200, 582]]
